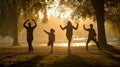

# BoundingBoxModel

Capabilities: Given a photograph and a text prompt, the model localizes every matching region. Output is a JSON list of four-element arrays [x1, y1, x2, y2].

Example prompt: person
[[23, 19, 37, 52], [60, 21, 79, 53], [83, 24, 101, 51], [43, 28, 55, 53]]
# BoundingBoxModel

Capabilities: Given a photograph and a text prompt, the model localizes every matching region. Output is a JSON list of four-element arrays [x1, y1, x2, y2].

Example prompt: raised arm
[[83, 24, 89, 31], [43, 30, 49, 34], [32, 19, 37, 28], [73, 23, 79, 30], [23, 20, 29, 28], [60, 25, 66, 30]]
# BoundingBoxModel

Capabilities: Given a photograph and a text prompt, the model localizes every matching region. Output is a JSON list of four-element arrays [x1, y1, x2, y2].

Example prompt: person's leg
[[49, 41, 53, 53], [51, 45, 53, 53], [86, 38, 91, 51], [92, 38, 101, 50], [31, 40, 33, 51], [27, 39, 30, 52], [47, 41, 50, 46], [27, 41, 31, 52], [68, 38, 72, 53]]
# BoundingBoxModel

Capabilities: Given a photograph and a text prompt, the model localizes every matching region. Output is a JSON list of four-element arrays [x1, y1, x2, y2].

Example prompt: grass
[[0, 45, 120, 67]]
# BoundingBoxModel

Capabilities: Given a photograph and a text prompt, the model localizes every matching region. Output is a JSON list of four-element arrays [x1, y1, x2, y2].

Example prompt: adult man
[[23, 19, 37, 52]]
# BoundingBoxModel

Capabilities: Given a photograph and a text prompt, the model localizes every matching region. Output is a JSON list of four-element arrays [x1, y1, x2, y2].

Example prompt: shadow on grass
[[102, 51, 120, 62], [53, 54, 96, 67], [102, 44, 120, 54], [0, 52, 29, 61], [10, 55, 45, 67]]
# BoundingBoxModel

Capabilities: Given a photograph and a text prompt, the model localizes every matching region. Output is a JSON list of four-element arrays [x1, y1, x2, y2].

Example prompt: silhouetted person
[[23, 19, 37, 52], [43, 29, 55, 53], [83, 24, 101, 51], [60, 21, 79, 53]]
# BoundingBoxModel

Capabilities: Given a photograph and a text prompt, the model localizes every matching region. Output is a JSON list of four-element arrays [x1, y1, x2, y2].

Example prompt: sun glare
[[56, 43, 86, 47], [38, 11, 44, 19], [73, 43, 86, 46], [59, 43, 68, 47], [38, 0, 73, 20]]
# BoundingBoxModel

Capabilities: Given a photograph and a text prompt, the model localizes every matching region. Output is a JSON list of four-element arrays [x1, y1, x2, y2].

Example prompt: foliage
[[0, 0, 48, 38], [105, 0, 120, 37], [0, 0, 16, 37], [0, 0, 120, 39], [60, 0, 95, 20]]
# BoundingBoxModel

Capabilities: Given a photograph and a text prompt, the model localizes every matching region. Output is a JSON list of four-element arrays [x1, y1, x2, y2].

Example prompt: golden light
[[73, 43, 86, 46], [58, 43, 68, 47], [38, 0, 73, 20], [74, 38, 86, 41], [38, 11, 44, 19], [56, 43, 87, 47], [36, 0, 93, 47]]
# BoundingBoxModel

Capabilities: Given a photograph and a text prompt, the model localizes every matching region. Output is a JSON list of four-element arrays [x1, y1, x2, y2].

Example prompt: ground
[[0, 45, 120, 67]]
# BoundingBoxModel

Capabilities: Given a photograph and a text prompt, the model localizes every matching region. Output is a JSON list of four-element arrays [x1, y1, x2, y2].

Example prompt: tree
[[60, 0, 108, 47], [105, 0, 120, 38], [0, 0, 18, 45], [0, 0, 47, 46], [60, 0, 120, 53], [91, 0, 108, 47], [0, 0, 120, 49]]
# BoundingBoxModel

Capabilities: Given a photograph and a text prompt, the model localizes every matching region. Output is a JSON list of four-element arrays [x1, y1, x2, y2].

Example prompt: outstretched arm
[[83, 24, 89, 31], [73, 23, 79, 30], [60, 25, 66, 30], [43, 30, 49, 34], [23, 20, 29, 28], [32, 19, 37, 28]]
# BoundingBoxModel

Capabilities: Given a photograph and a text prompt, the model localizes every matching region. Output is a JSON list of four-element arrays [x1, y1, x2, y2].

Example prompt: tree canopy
[[0, 0, 120, 44], [105, 0, 120, 37]]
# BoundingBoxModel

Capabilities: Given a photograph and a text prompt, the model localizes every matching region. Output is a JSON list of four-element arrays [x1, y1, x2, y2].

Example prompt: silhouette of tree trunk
[[91, 0, 108, 47], [12, 0, 19, 46], [13, 19, 19, 46]]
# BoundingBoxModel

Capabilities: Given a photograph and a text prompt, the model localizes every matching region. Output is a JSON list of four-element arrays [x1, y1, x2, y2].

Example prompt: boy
[[83, 24, 101, 50], [23, 19, 37, 52]]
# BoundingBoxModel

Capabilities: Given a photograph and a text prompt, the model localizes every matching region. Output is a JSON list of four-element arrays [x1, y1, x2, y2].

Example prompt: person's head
[[90, 24, 93, 28], [50, 28, 55, 33], [28, 22, 31, 27], [67, 21, 72, 26]]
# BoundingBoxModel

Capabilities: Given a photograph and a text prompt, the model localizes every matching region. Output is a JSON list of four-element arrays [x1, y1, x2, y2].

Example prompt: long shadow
[[0, 52, 29, 61], [102, 51, 120, 62], [102, 44, 120, 54], [0, 52, 29, 67], [10, 55, 45, 67], [52, 54, 98, 67], [101, 51, 120, 67]]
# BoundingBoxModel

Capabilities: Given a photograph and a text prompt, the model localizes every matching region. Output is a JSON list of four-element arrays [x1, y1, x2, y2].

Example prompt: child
[[83, 24, 101, 50], [43, 29, 55, 53]]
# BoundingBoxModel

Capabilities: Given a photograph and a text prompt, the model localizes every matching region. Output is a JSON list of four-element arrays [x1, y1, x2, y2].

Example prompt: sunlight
[[55, 43, 87, 47], [38, 0, 73, 20], [58, 43, 68, 47], [73, 43, 86, 46], [38, 11, 44, 19], [74, 38, 86, 41]]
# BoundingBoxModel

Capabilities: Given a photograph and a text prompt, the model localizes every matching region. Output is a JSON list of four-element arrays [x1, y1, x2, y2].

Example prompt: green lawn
[[0, 45, 120, 67]]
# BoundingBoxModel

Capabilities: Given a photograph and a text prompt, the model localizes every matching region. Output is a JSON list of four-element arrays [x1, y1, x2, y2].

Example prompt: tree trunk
[[12, 0, 19, 46], [13, 19, 19, 46], [91, 0, 108, 47]]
